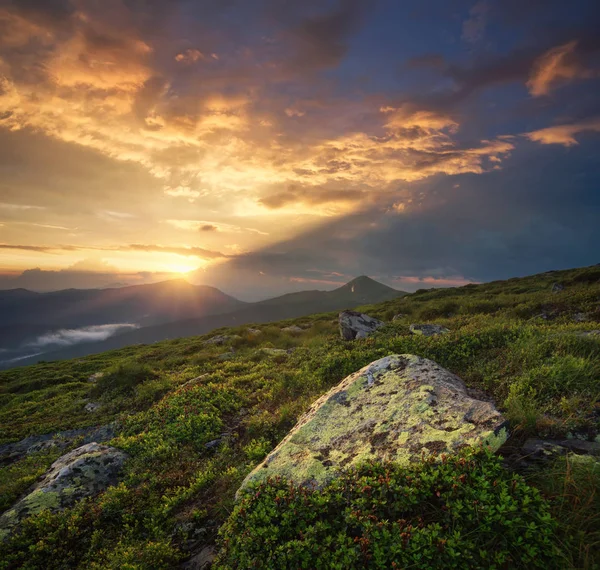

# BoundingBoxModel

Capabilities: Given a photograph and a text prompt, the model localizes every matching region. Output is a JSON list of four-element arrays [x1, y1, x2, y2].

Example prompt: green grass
[[0, 264, 599, 569]]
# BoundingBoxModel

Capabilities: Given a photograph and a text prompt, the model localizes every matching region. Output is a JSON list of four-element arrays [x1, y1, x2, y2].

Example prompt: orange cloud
[[525, 118, 600, 146], [527, 40, 593, 96]]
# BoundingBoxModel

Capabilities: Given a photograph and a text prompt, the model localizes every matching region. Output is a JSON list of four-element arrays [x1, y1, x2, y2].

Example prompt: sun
[[168, 263, 197, 274]]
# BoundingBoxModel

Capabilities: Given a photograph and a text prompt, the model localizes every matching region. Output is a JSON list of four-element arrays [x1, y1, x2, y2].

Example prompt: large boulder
[[239, 355, 506, 492], [409, 323, 450, 337], [339, 310, 385, 340], [0, 443, 127, 537]]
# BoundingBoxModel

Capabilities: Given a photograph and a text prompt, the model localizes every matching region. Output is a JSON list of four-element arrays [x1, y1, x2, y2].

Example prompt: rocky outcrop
[[0, 424, 116, 466], [0, 443, 127, 537], [239, 355, 506, 492], [339, 311, 385, 340], [409, 324, 450, 337]]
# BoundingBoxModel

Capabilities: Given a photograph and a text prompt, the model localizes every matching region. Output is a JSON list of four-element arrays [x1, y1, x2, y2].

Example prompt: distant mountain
[[0, 279, 244, 330], [1, 276, 404, 368]]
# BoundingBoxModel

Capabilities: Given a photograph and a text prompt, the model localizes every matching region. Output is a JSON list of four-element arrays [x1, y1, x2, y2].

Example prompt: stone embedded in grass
[[87, 372, 105, 383], [85, 402, 102, 413], [339, 310, 385, 340], [246, 328, 262, 336], [238, 354, 507, 493], [281, 325, 303, 333], [409, 323, 450, 337], [392, 313, 406, 321], [552, 282, 564, 293], [0, 443, 127, 537], [203, 334, 241, 346]]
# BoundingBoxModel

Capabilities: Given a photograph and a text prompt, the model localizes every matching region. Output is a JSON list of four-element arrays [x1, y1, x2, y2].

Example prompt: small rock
[[87, 372, 105, 383], [578, 330, 600, 338], [392, 314, 406, 321], [204, 334, 241, 346], [182, 374, 209, 388], [85, 402, 102, 413], [573, 312, 590, 323], [205, 439, 221, 450], [181, 546, 216, 570], [260, 348, 289, 356], [339, 310, 385, 340], [246, 328, 262, 336], [551, 282, 564, 293], [282, 325, 303, 334], [409, 324, 450, 337]]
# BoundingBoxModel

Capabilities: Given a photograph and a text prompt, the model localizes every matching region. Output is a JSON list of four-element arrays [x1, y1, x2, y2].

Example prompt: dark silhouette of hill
[[0, 276, 404, 368]]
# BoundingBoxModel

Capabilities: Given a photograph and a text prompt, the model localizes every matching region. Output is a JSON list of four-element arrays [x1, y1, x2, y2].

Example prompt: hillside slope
[[3, 276, 403, 368], [0, 264, 598, 569]]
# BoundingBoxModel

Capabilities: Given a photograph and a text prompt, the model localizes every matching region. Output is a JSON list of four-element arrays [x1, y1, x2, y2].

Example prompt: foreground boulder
[[339, 310, 385, 340], [239, 354, 506, 492], [0, 443, 127, 537], [409, 323, 450, 337]]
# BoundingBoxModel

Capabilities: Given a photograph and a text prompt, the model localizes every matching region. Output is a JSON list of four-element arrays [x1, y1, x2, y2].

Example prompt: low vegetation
[[0, 264, 599, 569]]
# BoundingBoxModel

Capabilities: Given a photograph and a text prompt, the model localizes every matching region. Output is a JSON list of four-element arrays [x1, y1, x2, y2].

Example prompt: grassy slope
[[0, 265, 599, 569]]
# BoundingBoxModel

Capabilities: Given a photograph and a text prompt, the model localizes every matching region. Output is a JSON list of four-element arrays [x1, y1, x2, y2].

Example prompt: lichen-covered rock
[[339, 310, 385, 340], [0, 443, 127, 537], [409, 324, 450, 337], [85, 401, 102, 413], [0, 425, 116, 466], [239, 355, 506, 493], [246, 328, 262, 336]]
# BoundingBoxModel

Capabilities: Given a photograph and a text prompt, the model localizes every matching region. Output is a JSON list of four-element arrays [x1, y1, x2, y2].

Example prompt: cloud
[[28, 323, 139, 348], [527, 40, 594, 96], [524, 118, 600, 146], [165, 219, 268, 235], [462, 1, 489, 44], [0, 242, 227, 259]]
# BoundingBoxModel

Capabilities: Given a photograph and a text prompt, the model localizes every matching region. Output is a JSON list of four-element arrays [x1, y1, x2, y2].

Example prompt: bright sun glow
[[168, 263, 197, 274]]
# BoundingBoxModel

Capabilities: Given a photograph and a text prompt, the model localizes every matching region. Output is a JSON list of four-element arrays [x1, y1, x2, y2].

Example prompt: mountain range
[[0, 276, 404, 369]]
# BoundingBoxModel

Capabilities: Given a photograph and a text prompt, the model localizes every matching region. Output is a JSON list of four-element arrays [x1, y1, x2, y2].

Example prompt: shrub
[[216, 449, 559, 569], [92, 362, 158, 397]]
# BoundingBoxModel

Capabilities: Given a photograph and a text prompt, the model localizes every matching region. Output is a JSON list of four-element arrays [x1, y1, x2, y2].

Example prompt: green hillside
[[1, 265, 599, 569]]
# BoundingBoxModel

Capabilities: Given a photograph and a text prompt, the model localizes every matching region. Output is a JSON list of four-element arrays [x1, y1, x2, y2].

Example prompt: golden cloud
[[0, 2, 515, 222], [527, 40, 593, 96], [524, 118, 600, 146]]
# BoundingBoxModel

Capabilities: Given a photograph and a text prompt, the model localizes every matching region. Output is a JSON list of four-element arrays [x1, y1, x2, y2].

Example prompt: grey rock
[[573, 312, 590, 323], [339, 310, 385, 340], [204, 334, 241, 346], [260, 348, 289, 356], [205, 439, 222, 450], [392, 314, 406, 321], [578, 330, 600, 338], [181, 546, 216, 569], [409, 324, 450, 337], [0, 443, 127, 537], [552, 282, 564, 293], [246, 328, 262, 336], [239, 354, 507, 493], [87, 372, 105, 383], [282, 325, 303, 334], [85, 402, 102, 413]]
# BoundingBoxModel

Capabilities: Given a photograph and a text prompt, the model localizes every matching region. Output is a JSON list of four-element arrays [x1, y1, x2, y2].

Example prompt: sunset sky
[[0, 0, 599, 299]]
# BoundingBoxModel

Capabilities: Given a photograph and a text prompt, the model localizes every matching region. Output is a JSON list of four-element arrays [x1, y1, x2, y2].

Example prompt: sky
[[0, 0, 598, 300]]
